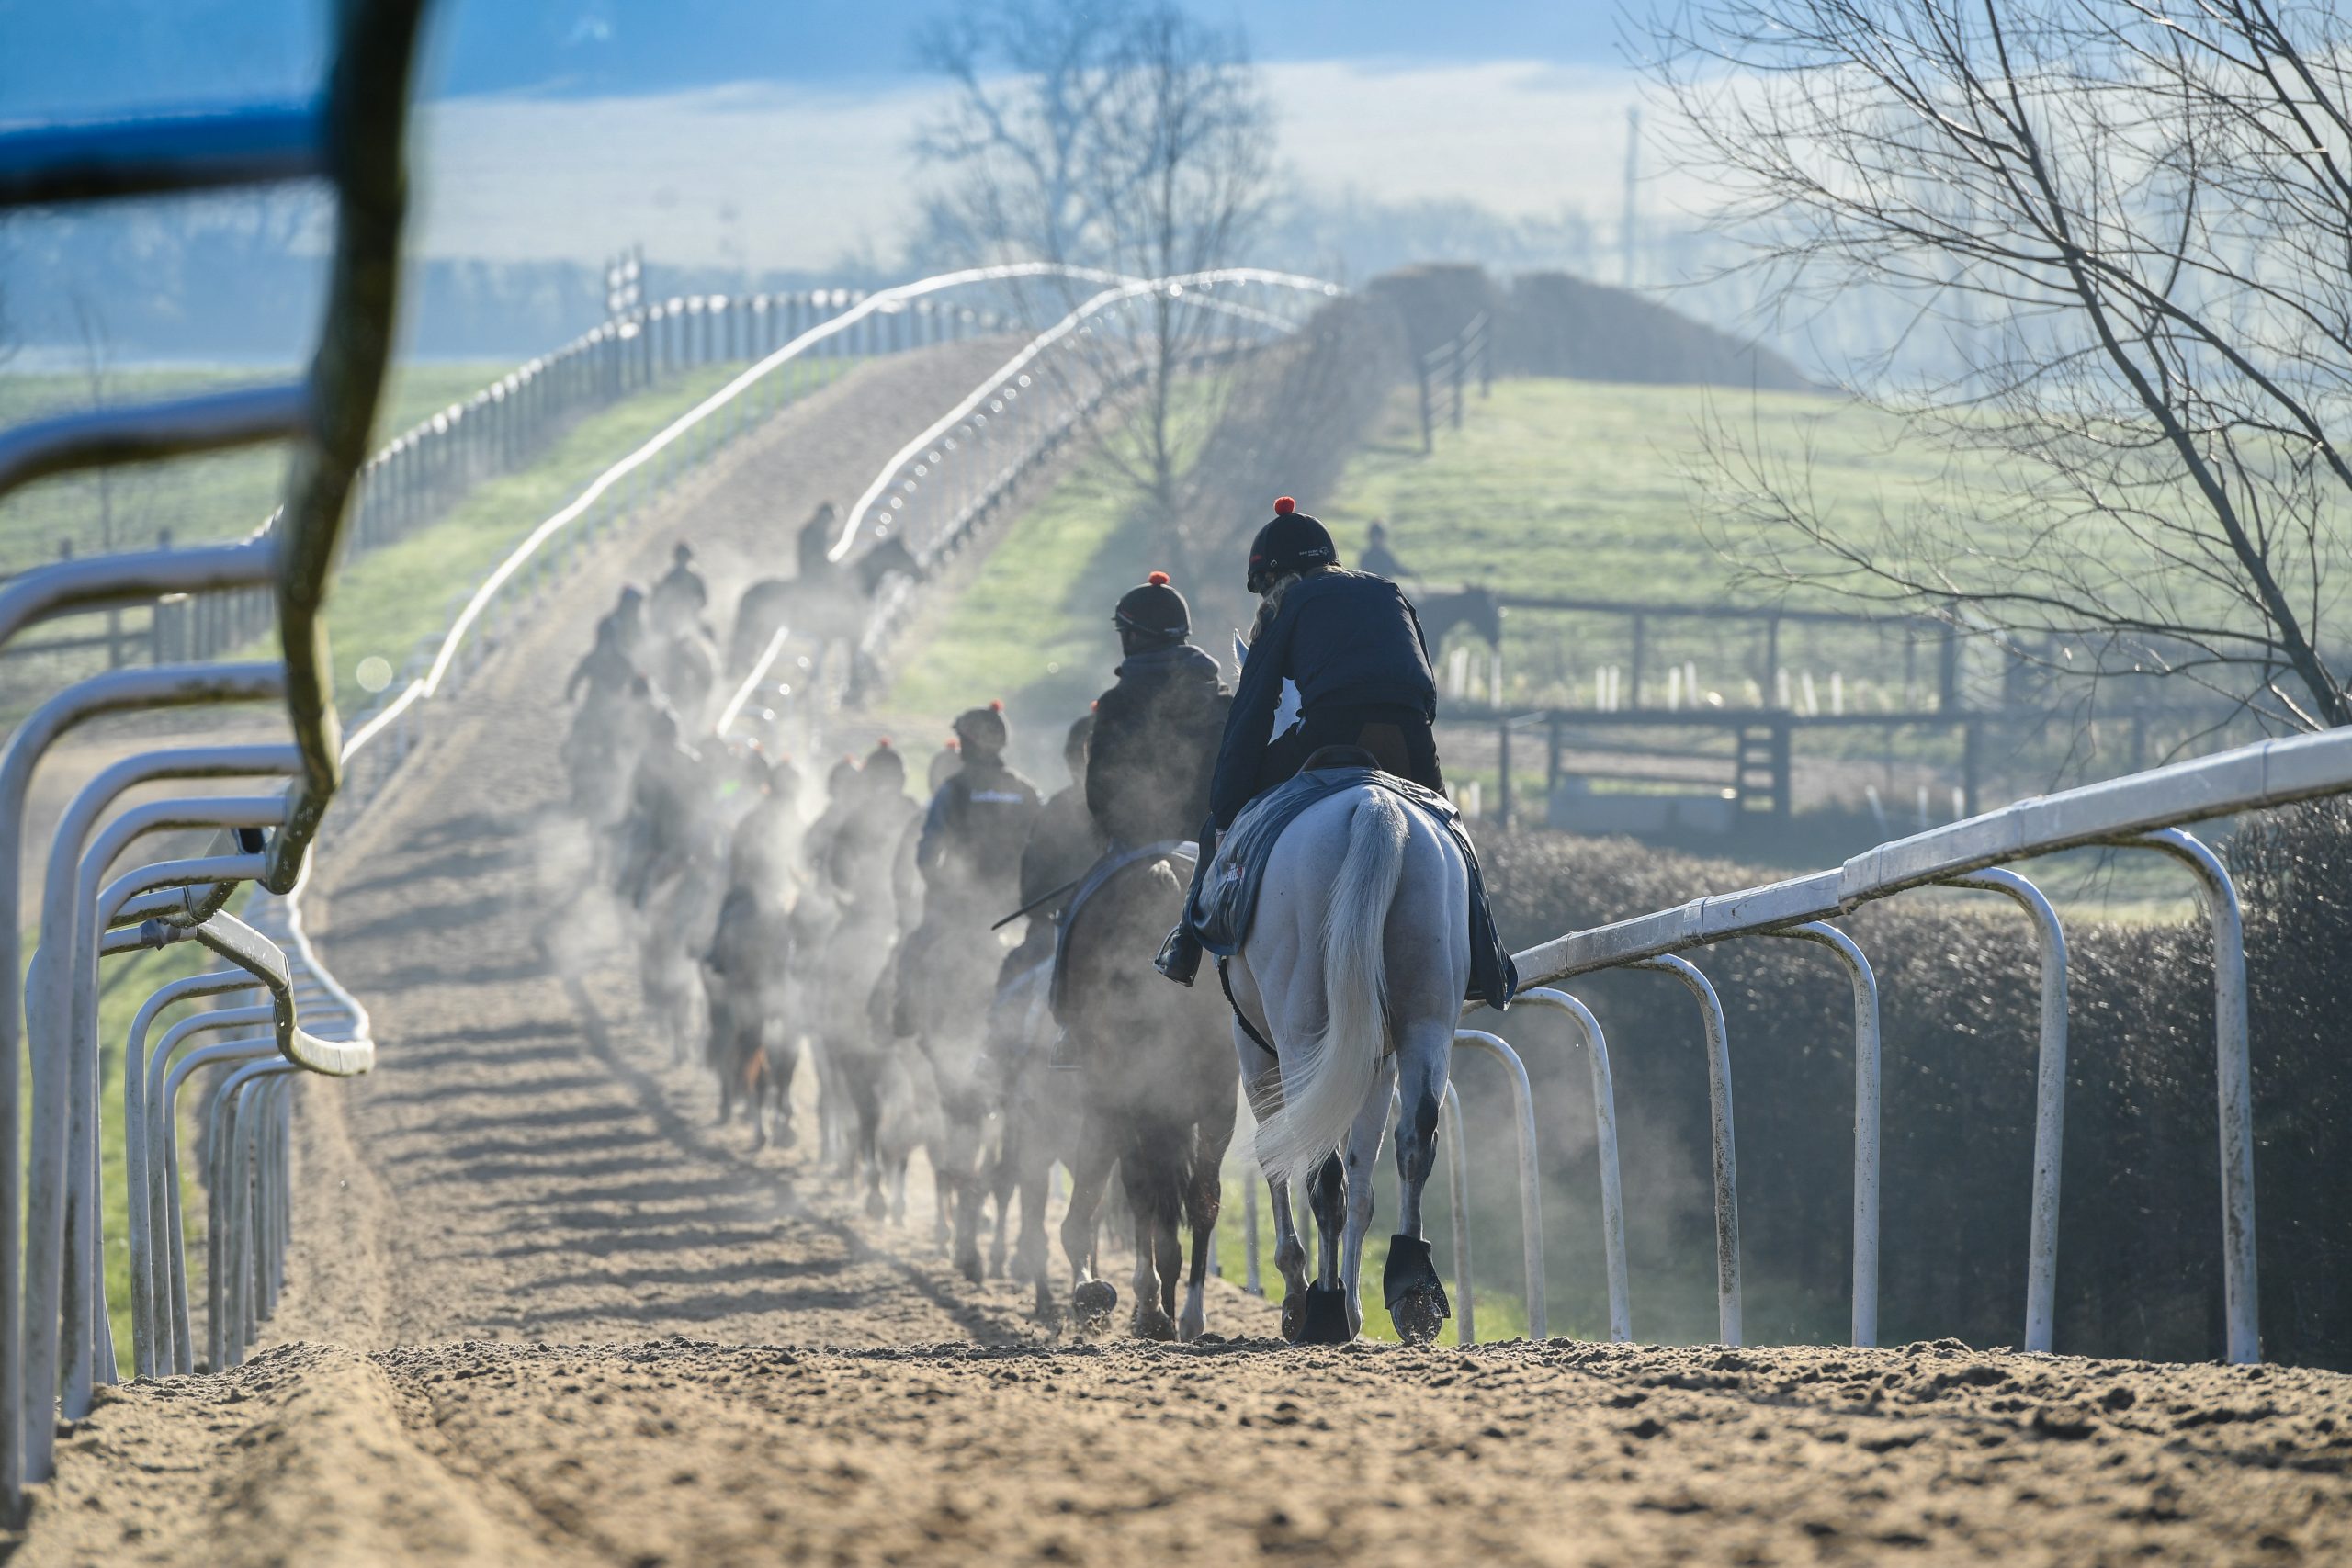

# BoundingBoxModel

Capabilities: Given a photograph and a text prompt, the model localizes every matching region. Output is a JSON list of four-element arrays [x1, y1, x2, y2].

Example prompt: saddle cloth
[[1047, 839, 1198, 1020], [1184, 763, 1518, 1009]]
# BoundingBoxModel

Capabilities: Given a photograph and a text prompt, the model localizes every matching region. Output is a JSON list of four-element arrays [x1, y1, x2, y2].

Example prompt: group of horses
[[557, 528, 1479, 1347]]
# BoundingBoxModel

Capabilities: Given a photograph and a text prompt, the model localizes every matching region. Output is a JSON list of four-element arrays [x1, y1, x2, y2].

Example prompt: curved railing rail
[[0, 0, 427, 1511]]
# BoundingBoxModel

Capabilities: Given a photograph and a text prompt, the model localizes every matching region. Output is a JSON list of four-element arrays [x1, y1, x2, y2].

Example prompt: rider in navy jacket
[[1159, 498, 1443, 985], [1207, 500, 1442, 831], [1089, 572, 1231, 848]]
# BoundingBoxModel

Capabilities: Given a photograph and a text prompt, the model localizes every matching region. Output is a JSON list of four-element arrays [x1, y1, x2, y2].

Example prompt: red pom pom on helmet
[[944, 738, 960, 750], [989, 699, 1004, 712], [1148, 570, 1170, 587], [1273, 496, 1295, 515], [876, 737, 892, 748]]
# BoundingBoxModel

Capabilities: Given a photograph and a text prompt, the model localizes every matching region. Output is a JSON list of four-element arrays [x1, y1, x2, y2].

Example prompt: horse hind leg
[[1180, 1074, 1239, 1343], [1123, 1129, 1182, 1343], [1059, 1115, 1119, 1336], [1338, 1056, 1398, 1342], [1292, 1152, 1353, 1345], [1384, 1023, 1454, 1345]]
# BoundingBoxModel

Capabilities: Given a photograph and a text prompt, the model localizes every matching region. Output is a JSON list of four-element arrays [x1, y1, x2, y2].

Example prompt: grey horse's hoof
[[1383, 1234, 1452, 1345], [1131, 1301, 1177, 1342], [1292, 1283, 1353, 1345], [1072, 1280, 1118, 1335]]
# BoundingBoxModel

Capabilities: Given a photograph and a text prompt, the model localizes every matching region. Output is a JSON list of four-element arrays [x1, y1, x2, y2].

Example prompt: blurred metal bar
[[0, 101, 323, 206], [0, 385, 308, 500]]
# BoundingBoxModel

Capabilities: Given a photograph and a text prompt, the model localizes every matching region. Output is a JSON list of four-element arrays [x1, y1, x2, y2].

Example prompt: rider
[[1359, 519, 1411, 582], [1085, 572, 1229, 850], [896, 705, 1040, 1033], [649, 542, 709, 638], [1007, 713, 1103, 976], [726, 753, 803, 906], [1158, 497, 1442, 984]]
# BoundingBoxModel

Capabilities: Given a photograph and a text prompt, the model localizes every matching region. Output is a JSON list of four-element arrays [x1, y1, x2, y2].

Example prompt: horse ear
[[1233, 631, 1250, 668]]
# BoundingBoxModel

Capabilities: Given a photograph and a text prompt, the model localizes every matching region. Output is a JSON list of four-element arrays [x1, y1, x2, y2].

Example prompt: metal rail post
[[1629, 954, 1741, 1345], [2123, 829, 2258, 1364], [1758, 922, 1881, 1348], [162, 1038, 278, 1372], [1440, 1081, 1474, 1345], [1511, 988, 1631, 1341], [1943, 867, 2068, 1353], [127, 997, 274, 1375], [30, 780, 291, 1429], [1452, 1030, 1546, 1339]]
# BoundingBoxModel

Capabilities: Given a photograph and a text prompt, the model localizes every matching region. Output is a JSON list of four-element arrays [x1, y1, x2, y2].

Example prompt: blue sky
[[0, 0, 1636, 120], [1, 1, 1674, 277]]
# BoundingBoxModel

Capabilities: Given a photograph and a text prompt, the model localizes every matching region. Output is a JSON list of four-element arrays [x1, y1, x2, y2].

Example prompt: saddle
[[1047, 840, 1197, 1021], [1184, 762, 1518, 1010]]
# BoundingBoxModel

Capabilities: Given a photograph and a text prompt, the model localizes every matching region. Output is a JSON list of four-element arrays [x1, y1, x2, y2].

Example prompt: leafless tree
[[913, 0, 1272, 578], [1648, 0, 2352, 728]]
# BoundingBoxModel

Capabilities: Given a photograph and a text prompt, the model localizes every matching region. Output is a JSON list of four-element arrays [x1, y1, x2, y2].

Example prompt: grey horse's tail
[[1254, 790, 1409, 1188]]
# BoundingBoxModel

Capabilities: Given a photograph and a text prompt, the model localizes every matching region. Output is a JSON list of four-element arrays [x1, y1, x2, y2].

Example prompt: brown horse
[[1055, 855, 1238, 1340]]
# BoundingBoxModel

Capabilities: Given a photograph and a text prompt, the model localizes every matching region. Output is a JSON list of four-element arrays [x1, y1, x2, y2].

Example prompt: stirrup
[[1153, 925, 1202, 987], [1046, 1028, 1081, 1073]]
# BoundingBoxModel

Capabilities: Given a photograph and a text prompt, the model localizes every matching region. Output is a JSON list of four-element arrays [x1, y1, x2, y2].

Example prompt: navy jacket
[[1088, 642, 1230, 847], [1210, 570, 1436, 828], [916, 758, 1041, 907]]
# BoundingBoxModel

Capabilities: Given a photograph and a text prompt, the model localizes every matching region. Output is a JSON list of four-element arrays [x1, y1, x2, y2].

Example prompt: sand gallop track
[[14, 347, 2352, 1565]]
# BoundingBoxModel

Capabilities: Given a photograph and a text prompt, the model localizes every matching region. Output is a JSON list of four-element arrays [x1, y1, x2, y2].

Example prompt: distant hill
[[1367, 262, 1817, 392]]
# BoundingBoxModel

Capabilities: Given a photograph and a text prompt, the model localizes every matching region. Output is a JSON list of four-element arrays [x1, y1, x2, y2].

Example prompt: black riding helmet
[[1113, 570, 1190, 642], [1246, 496, 1339, 593]]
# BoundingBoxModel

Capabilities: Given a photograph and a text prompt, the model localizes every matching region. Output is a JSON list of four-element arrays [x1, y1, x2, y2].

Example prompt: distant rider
[[1159, 497, 1442, 985], [649, 542, 710, 638], [1085, 572, 1230, 850], [896, 705, 1040, 1033], [1359, 519, 1410, 582]]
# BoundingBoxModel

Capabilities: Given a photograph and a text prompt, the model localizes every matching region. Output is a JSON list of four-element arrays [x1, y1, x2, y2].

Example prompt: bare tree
[[913, 0, 1272, 578], [1649, 0, 2352, 728]]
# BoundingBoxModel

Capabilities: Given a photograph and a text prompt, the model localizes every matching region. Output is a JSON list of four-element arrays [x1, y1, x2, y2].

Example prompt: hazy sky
[[3, 0, 1674, 271]]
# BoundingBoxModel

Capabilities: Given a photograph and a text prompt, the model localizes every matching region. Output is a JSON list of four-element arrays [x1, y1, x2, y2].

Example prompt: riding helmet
[[952, 701, 1008, 757], [1246, 497, 1339, 594], [1114, 570, 1190, 642]]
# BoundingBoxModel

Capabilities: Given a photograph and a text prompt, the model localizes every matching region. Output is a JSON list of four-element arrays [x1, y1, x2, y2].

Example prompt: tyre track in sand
[[11, 345, 2352, 1565]]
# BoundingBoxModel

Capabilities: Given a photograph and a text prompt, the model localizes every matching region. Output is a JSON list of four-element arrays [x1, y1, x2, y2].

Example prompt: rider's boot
[[1153, 924, 1203, 987]]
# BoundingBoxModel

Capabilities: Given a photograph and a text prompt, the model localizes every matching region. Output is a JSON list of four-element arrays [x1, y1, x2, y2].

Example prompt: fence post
[[1629, 953, 1740, 1344], [1417, 357, 1434, 454], [1497, 716, 1513, 829]]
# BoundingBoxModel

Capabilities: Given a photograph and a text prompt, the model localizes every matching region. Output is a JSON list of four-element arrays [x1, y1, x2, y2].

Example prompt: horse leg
[[1339, 1056, 1398, 1341], [1384, 1021, 1455, 1344], [1238, 1032, 1314, 1337], [1121, 1123, 1184, 1342], [1179, 1074, 1238, 1342], [1291, 1151, 1354, 1344], [763, 1021, 799, 1150], [1059, 1111, 1119, 1335]]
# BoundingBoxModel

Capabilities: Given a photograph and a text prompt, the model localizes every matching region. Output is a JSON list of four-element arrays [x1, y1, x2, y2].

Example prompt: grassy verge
[[0, 364, 507, 573], [311, 364, 751, 716]]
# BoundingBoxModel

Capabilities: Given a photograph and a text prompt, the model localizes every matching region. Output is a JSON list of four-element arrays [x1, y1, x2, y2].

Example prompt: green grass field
[[887, 376, 1905, 717], [0, 364, 510, 574]]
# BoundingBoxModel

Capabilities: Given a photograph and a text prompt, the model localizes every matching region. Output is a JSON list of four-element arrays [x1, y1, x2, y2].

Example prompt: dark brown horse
[[1055, 855, 1238, 1339]]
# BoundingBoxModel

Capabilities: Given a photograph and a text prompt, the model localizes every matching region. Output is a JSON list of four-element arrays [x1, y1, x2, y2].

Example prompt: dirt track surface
[[26, 1339, 2352, 1564], [13, 348, 2352, 1563]]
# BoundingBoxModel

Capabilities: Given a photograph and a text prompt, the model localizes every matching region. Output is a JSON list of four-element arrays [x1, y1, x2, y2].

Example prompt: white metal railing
[[721, 267, 1344, 736], [1490, 722, 2352, 1362], [0, 0, 426, 1511]]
